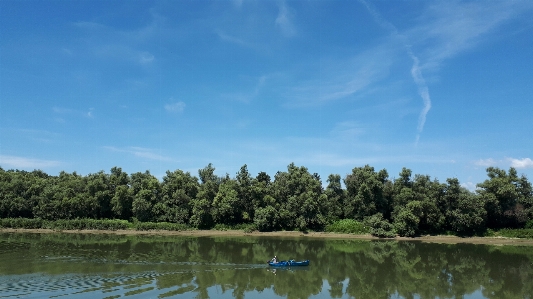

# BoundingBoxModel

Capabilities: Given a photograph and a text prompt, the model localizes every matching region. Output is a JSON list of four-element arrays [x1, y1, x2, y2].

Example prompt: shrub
[[364, 214, 396, 238], [213, 224, 231, 231], [525, 220, 533, 229], [325, 219, 369, 234], [40, 219, 130, 231], [243, 224, 256, 233], [133, 221, 189, 231], [213, 223, 256, 233], [496, 229, 533, 239], [0, 218, 43, 229]]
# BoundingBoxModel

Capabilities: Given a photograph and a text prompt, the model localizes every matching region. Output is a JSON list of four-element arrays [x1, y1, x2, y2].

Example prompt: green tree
[[324, 174, 345, 222], [109, 167, 132, 219], [211, 179, 241, 225], [393, 202, 421, 237], [111, 185, 133, 220], [411, 175, 446, 233], [32, 171, 89, 220], [85, 171, 113, 219], [477, 167, 533, 229], [155, 170, 199, 224], [130, 171, 160, 222], [390, 170, 446, 235], [364, 213, 396, 237], [190, 164, 219, 228], [0, 169, 47, 218], [271, 163, 327, 230], [253, 195, 280, 231], [443, 178, 486, 235], [250, 171, 271, 212], [236, 164, 254, 222], [343, 165, 388, 220]]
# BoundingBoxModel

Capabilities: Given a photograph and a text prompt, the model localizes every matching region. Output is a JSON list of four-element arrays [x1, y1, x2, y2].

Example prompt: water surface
[[0, 233, 532, 299]]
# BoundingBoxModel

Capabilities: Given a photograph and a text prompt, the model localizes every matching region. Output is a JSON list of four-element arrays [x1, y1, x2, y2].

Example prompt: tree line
[[0, 163, 532, 236]]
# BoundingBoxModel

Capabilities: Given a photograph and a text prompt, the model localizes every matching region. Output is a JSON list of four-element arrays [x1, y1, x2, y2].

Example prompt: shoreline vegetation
[[1, 218, 533, 245], [1, 164, 532, 240]]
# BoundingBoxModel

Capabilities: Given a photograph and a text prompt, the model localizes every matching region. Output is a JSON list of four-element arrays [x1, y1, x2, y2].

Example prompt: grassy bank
[[2, 218, 533, 241], [0, 217, 190, 232]]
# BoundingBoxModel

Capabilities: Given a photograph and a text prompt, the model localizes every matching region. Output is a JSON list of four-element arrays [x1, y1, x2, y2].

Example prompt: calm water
[[0, 233, 532, 299]]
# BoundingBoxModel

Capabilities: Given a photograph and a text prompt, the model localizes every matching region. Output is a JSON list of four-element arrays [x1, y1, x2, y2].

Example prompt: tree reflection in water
[[0, 233, 532, 299]]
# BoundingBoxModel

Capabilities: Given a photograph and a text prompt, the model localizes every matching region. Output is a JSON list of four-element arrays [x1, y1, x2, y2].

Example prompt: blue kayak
[[268, 260, 310, 267]]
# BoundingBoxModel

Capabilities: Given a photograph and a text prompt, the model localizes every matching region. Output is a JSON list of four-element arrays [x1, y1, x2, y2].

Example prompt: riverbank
[[2, 228, 533, 245]]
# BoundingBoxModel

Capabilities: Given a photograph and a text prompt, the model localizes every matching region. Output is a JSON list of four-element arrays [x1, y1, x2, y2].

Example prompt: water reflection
[[0, 233, 532, 299]]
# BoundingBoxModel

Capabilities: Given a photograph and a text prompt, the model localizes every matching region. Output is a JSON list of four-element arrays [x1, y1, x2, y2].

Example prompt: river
[[0, 232, 531, 298]]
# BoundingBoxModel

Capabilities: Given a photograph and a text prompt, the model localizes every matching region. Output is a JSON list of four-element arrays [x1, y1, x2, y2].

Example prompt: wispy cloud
[[410, 54, 431, 145], [53, 107, 94, 119], [14, 129, 61, 143], [474, 158, 498, 167], [276, 1, 296, 37], [73, 14, 161, 66], [330, 121, 365, 140], [216, 30, 255, 49], [461, 181, 478, 191], [411, 1, 533, 71], [103, 146, 176, 162], [358, 0, 398, 35], [474, 157, 533, 169], [508, 157, 533, 169], [360, 1, 533, 143], [0, 155, 61, 169], [164, 101, 186, 113], [232, 0, 243, 8], [92, 44, 155, 65], [360, 0, 432, 143], [223, 75, 267, 103], [139, 51, 154, 64], [74, 21, 106, 30], [284, 46, 395, 107]]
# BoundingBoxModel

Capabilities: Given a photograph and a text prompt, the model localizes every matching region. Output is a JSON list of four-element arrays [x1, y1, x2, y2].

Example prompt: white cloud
[[508, 158, 533, 169], [461, 181, 478, 192], [164, 101, 186, 113], [275, 2, 296, 37], [222, 75, 267, 103], [330, 121, 365, 139], [139, 51, 154, 64], [74, 21, 106, 30], [53, 107, 74, 114], [232, 0, 243, 8], [408, 1, 533, 71], [216, 30, 255, 49], [103, 146, 176, 162], [284, 46, 396, 107], [474, 158, 498, 167], [360, 0, 434, 143], [53, 107, 95, 119], [129, 147, 172, 161], [410, 54, 431, 144], [361, 0, 533, 143], [474, 157, 533, 169], [74, 15, 161, 66], [0, 155, 61, 169]]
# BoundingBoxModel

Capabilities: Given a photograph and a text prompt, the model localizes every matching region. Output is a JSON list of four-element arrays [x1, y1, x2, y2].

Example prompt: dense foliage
[[1, 163, 532, 237]]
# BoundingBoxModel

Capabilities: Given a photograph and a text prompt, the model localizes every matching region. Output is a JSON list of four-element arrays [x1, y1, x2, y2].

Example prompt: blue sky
[[1, 0, 532, 190]]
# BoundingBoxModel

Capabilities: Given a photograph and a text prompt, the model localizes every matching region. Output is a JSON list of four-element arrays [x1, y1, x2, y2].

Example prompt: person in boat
[[270, 255, 278, 263]]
